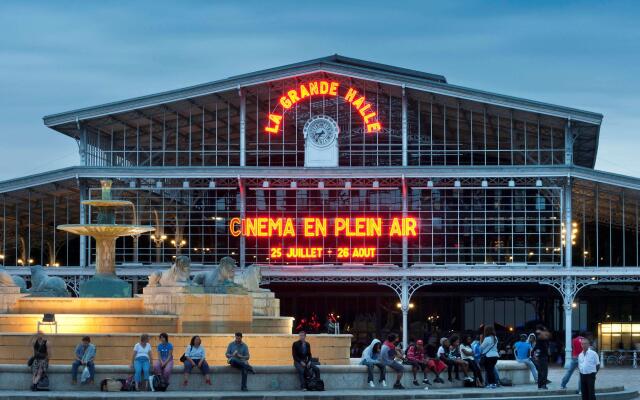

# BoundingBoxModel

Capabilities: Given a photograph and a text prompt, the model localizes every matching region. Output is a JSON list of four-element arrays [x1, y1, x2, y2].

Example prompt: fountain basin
[[57, 224, 154, 238]]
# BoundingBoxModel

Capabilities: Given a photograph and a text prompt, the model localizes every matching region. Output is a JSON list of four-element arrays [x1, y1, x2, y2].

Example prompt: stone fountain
[[58, 180, 154, 297]]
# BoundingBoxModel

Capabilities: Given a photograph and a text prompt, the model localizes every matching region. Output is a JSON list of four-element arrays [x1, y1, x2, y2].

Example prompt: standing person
[[480, 325, 500, 388], [381, 333, 405, 389], [153, 333, 173, 384], [514, 334, 538, 383], [292, 331, 320, 391], [360, 338, 386, 387], [578, 337, 599, 400], [225, 332, 255, 391], [561, 332, 585, 391], [460, 335, 483, 386], [71, 336, 96, 385], [533, 328, 551, 390], [182, 335, 211, 386], [406, 339, 431, 386], [131, 333, 153, 391], [30, 331, 50, 391]]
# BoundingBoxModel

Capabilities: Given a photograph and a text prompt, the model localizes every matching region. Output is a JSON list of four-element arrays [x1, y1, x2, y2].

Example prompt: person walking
[[292, 331, 320, 390], [71, 336, 96, 385], [514, 334, 537, 383], [561, 332, 585, 391], [182, 335, 211, 386], [226, 332, 255, 391], [153, 333, 174, 384], [381, 333, 405, 389], [131, 334, 153, 391], [480, 325, 500, 388], [578, 337, 599, 400], [360, 338, 386, 387], [533, 328, 551, 390]]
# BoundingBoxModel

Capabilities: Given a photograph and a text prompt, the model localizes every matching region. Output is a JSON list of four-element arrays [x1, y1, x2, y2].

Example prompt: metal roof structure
[[40, 55, 602, 168]]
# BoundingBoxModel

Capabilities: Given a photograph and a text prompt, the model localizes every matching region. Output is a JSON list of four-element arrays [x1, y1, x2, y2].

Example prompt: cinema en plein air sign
[[264, 80, 382, 134], [229, 216, 417, 260]]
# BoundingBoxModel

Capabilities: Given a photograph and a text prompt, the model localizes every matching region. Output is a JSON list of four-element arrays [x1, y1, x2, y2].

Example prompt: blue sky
[[0, 0, 639, 179]]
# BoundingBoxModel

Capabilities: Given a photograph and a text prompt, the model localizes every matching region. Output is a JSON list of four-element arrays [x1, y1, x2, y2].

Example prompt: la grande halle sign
[[229, 217, 417, 238], [264, 80, 382, 134]]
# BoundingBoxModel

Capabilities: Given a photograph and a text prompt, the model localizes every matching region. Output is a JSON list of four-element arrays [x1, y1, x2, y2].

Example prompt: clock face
[[304, 116, 339, 147]]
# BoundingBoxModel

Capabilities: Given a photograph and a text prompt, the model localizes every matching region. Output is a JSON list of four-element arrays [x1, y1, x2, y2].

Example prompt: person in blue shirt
[[153, 333, 173, 383], [514, 334, 538, 382], [182, 335, 211, 386], [360, 338, 386, 387], [71, 336, 96, 384]]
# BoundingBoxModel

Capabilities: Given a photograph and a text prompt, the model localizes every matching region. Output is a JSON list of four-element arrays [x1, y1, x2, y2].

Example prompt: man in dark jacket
[[292, 331, 320, 390]]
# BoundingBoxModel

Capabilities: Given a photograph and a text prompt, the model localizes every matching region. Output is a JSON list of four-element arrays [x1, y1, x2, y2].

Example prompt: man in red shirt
[[561, 332, 585, 391]]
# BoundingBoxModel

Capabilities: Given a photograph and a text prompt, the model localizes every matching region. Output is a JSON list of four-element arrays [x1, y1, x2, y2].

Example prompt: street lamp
[[171, 239, 187, 254], [150, 234, 167, 263]]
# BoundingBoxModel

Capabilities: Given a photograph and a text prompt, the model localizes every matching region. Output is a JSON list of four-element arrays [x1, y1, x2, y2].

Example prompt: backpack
[[100, 379, 123, 392], [35, 375, 49, 391], [149, 374, 169, 392], [118, 376, 136, 391], [304, 365, 324, 391]]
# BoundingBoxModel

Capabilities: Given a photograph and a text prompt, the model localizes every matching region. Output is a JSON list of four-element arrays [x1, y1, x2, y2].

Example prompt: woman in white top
[[131, 333, 153, 391]]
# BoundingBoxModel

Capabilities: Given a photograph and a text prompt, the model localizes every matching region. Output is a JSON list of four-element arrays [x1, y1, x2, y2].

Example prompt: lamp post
[[171, 239, 187, 255], [150, 234, 167, 263]]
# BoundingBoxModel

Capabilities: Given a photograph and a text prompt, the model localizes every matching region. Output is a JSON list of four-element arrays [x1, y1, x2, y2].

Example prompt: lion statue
[[0, 270, 27, 292], [234, 264, 267, 292], [148, 256, 192, 287], [193, 256, 246, 294], [29, 265, 69, 297]]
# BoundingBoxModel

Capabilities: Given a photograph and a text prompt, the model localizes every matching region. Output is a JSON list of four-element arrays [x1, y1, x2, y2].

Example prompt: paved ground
[[547, 365, 640, 393], [0, 366, 637, 399]]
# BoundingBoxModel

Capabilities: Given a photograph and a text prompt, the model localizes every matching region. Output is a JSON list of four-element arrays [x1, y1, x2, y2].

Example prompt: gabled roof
[[43, 54, 602, 128]]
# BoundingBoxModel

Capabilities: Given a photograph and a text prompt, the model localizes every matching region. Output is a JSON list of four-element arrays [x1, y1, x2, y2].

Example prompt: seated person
[[448, 335, 472, 382], [381, 333, 405, 390], [226, 332, 255, 391], [425, 339, 447, 383], [406, 339, 431, 386], [437, 337, 458, 381], [460, 335, 483, 386], [292, 331, 320, 390], [71, 336, 96, 384], [182, 335, 211, 386], [360, 338, 386, 387]]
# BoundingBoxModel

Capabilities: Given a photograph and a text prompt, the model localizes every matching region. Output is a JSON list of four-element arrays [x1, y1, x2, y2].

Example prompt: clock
[[304, 116, 339, 148]]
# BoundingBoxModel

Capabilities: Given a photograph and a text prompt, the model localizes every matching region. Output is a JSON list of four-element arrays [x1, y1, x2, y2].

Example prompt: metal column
[[563, 175, 574, 367], [239, 88, 246, 167], [401, 86, 408, 167], [239, 178, 246, 269], [79, 125, 87, 166], [562, 277, 574, 368], [401, 278, 409, 350], [79, 181, 87, 267]]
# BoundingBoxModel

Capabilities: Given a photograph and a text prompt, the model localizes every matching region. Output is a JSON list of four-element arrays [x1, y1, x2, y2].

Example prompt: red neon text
[[229, 217, 417, 238], [264, 80, 382, 134]]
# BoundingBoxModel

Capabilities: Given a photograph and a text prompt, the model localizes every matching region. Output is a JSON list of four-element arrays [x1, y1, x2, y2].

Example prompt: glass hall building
[[2, 55, 640, 358]]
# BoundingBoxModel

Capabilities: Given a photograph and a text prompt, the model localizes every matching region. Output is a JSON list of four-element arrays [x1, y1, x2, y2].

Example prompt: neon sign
[[229, 217, 417, 238], [264, 80, 382, 134]]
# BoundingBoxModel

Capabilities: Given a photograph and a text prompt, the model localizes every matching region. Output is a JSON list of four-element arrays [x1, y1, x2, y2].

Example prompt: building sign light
[[264, 80, 382, 134], [230, 216, 417, 261], [229, 217, 417, 238]]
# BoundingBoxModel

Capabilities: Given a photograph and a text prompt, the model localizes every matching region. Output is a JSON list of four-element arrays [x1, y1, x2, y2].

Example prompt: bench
[[0, 360, 531, 391]]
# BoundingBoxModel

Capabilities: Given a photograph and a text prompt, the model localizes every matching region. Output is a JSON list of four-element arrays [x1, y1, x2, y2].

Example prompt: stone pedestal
[[0, 287, 26, 313], [250, 291, 280, 317], [140, 286, 253, 333], [80, 274, 131, 298]]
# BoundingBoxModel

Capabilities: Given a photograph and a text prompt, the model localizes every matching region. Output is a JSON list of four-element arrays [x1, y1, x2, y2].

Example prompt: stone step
[[0, 362, 531, 392], [0, 387, 636, 400]]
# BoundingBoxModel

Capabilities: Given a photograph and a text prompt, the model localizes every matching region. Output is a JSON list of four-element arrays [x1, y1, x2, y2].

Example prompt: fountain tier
[[57, 180, 154, 297]]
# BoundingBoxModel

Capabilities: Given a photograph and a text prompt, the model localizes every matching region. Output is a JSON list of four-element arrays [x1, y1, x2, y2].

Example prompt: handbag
[[179, 346, 190, 363], [27, 356, 35, 367], [480, 337, 497, 366]]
